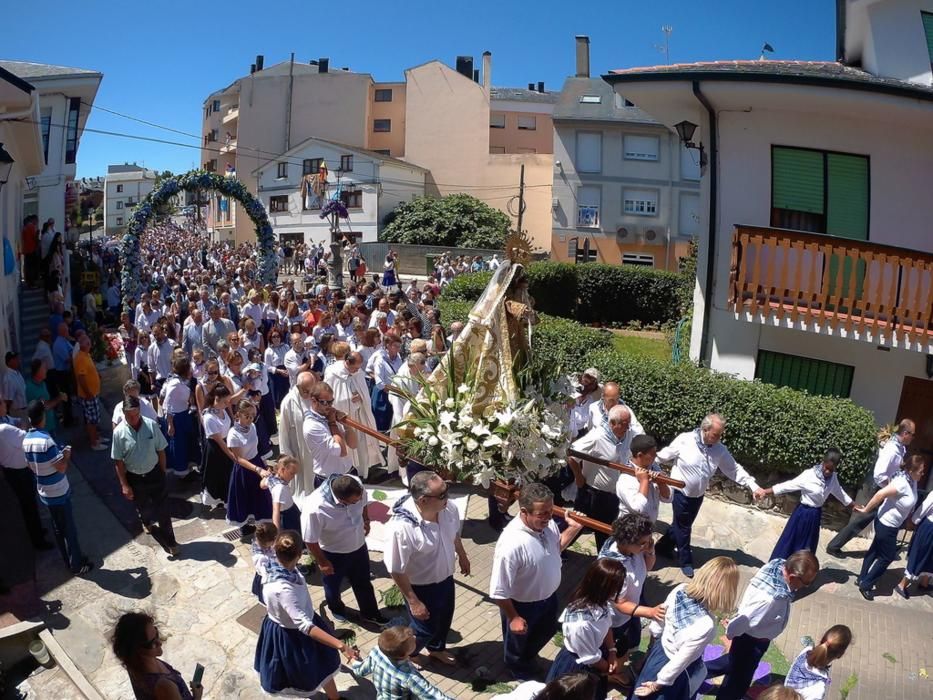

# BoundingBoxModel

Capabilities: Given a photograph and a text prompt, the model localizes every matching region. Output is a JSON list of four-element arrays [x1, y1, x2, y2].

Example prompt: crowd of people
[[1, 220, 931, 700]]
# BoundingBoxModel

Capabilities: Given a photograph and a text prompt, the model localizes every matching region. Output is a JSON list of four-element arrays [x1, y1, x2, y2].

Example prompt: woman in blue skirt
[[264, 330, 291, 410], [546, 558, 628, 700], [265, 455, 302, 533], [632, 556, 738, 700], [255, 530, 360, 698], [226, 400, 273, 526], [757, 449, 855, 560], [895, 489, 933, 599], [159, 357, 194, 478], [381, 250, 397, 288]]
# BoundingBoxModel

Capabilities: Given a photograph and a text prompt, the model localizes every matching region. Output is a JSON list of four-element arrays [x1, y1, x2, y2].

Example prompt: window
[[517, 115, 537, 130], [575, 132, 602, 173], [568, 237, 597, 263], [276, 162, 288, 179], [623, 189, 658, 216], [755, 350, 854, 398], [340, 188, 363, 209], [771, 146, 869, 240], [622, 253, 655, 267], [679, 193, 700, 237], [373, 119, 391, 133], [489, 146, 506, 154], [923, 12, 933, 65], [64, 97, 80, 164], [116, 216, 123, 226], [624, 135, 659, 161], [205, 159, 217, 172], [490, 113, 506, 129], [374, 88, 393, 102], [680, 144, 701, 181], [116, 201, 123, 210], [303, 158, 323, 176], [116, 184, 124, 193], [577, 185, 600, 228], [213, 99, 221, 112], [340, 155, 353, 172], [269, 195, 289, 213], [579, 95, 602, 104], [40, 109, 51, 164]]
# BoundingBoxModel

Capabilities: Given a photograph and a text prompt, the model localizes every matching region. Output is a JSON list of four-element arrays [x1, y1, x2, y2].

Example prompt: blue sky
[[4, 0, 835, 178]]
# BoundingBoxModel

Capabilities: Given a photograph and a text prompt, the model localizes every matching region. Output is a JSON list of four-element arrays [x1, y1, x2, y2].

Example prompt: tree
[[379, 193, 510, 249]]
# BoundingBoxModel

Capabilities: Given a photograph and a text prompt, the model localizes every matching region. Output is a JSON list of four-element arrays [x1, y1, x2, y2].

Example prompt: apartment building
[[605, 0, 933, 452], [253, 137, 425, 247], [489, 85, 557, 155], [551, 37, 700, 270], [103, 163, 157, 234], [0, 61, 101, 242], [200, 53, 553, 251]]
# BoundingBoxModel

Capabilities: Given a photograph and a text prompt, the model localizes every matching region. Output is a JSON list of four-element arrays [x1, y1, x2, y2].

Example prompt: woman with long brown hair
[[784, 625, 852, 699], [111, 612, 202, 699]]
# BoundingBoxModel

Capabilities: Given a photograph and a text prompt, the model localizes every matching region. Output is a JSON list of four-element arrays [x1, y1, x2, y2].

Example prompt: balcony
[[220, 138, 237, 155], [222, 106, 239, 125], [577, 204, 599, 228], [729, 225, 933, 349]]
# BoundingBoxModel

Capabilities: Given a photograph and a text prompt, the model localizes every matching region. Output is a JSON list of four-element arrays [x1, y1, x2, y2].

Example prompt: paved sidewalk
[[15, 421, 933, 698]]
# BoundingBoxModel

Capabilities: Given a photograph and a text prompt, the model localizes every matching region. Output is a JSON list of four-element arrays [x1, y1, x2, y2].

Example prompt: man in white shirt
[[302, 382, 358, 490], [2, 352, 27, 417], [655, 413, 762, 578], [0, 403, 52, 548], [278, 371, 315, 499], [284, 333, 314, 389], [367, 334, 403, 432], [384, 471, 470, 665], [616, 434, 671, 523], [826, 418, 914, 556], [112, 380, 158, 429], [489, 483, 583, 680], [568, 405, 637, 549], [147, 324, 176, 393], [301, 473, 387, 624], [586, 381, 644, 436], [705, 551, 819, 700], [32, 328, 55, 373], [568, 368, 601, 439]]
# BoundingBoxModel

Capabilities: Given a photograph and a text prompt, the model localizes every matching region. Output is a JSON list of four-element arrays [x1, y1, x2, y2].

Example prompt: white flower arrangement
[[396, 367, 570, 487]]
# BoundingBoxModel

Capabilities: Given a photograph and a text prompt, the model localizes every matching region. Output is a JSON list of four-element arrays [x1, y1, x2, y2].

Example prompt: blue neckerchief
[[319, 473, 342, 506], [563, 602, 611, 623], [694, 429, 713, 470], [233, 422, 251, 435], [602, 423, 624, 446], [266, 474, 286, 491], [812, 464, 827, 486], [671, 588, 709, 629], [598, 539, 634, 566], [749, 558, 793, 600], [251, 540, 273, 560], [786, 647, 830, 691], [266, 560, 302, 584], [391, 494, 422, 527]]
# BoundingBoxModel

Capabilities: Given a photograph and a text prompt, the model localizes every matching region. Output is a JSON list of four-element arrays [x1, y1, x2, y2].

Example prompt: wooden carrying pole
[[552, 505, 613, 536], [567, 448, 686, 489], [339, 415, 402, 449]]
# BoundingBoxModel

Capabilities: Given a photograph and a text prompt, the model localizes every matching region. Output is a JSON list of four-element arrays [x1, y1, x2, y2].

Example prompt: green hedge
[[441, 261, 685, 327]]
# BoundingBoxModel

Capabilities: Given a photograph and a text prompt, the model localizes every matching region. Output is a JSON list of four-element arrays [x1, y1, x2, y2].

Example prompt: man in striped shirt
[[23, 400, 93, 575]]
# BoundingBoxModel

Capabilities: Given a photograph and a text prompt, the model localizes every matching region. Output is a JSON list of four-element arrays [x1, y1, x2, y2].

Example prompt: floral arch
[[120, 170, 277, 309]]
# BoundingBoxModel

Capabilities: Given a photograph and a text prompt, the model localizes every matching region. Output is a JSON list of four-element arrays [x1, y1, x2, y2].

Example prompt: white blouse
[[227, 424, 259, 460], [650, 584, 717, 688], [263, 574, 316, 634], [202, 410, 231, 439], [559, 603, 614, 666], [771, 466, 853, 508], [877, 472, 917, 528]]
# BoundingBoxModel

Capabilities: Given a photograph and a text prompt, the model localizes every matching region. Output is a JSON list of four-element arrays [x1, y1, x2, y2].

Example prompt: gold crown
[[505, 230, 535, 264]]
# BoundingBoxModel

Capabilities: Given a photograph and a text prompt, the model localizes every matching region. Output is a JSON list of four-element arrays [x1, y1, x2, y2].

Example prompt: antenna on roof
[[654, 26, 673, 65], [759, 43, 775, 61]]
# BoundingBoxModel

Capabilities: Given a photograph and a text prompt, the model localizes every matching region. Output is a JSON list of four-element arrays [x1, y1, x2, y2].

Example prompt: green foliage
[[585, 348, 877, 486], [379, 194, 510, 248], [528, 316, 612, 381], [839, 673, 858, 699], [441, 272, 494, 303], [379, 584, 405, 608], [437, 299, 472, 326], [575, 263, 684, 326], [525, 261, 578, 317], [610, 333, 671, 362]]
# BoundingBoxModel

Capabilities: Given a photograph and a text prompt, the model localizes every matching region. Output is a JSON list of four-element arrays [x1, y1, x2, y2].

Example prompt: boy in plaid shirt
[[352, 626, 452, 700]]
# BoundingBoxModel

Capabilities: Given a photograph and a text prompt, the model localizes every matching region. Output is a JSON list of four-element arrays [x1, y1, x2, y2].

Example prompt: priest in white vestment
[[323, 352, 383, 479], [277, 370, 316, 499], [387, 351, 428, 479]]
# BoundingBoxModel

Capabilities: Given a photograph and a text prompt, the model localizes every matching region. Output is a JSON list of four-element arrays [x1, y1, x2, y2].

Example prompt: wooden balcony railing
[[729, 225, 933, 344]]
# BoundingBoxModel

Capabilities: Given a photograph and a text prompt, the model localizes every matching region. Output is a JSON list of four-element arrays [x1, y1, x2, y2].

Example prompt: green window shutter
[[755, 350, 854, 398], [922, 12, 933, 62], [826, 153, 869, 240], [772, 147, 824, 214]]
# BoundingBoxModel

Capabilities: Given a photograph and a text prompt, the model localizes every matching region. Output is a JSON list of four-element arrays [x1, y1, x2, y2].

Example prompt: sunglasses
[[425, 488, 449, 500], [314, 398, 334, 406]]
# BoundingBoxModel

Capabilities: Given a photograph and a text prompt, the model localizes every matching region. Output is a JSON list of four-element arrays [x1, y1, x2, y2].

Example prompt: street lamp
[[674, 121, 707, 169], [0, 144, 15, 194]]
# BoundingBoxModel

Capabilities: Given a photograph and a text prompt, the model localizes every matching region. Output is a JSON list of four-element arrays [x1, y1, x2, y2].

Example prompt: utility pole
[[516, 163, 525, 234]]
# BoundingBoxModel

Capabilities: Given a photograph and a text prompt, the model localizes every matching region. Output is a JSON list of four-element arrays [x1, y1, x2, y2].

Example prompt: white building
[[552, 36, 700, 271], [252, 137, 426, 247], [104, 164, 157, 234], [605, 0, 933, 453], [0, 61, 101, 241], [0, 65, 44, 360]]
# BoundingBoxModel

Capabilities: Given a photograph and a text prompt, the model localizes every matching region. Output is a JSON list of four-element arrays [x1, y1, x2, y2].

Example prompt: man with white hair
[[586, 381, 644, 435], [324, 351, 383, 480], [567, 404, 639, 548], [655, 413, 762, 578], [278, 371, 316, 498], [446, 321, 464, 345]]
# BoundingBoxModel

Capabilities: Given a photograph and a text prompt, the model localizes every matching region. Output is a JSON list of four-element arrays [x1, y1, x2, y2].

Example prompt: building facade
[[605, 0, 933, 454], [0, 61, 101, 243], [552, 37, 700, 270], [103, 164, 157, 235], [252, 138, 425, 247]]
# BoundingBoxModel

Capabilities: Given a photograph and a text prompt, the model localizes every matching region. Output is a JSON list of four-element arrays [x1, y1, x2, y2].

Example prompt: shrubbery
[[438, 298, 878, 487]]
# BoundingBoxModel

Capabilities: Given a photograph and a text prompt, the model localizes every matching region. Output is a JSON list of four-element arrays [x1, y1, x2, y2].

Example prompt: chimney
[[318, 58, 329, 73], [255, 54, 264, 71], [528, 82, 535, 91], [473, 69, 479, 82], [482, 51, 492, 93], [575, 35, 590, 78], [537, 81, 545, 93], [455, 56, 474, 80], [250, 63, 256, 74]]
